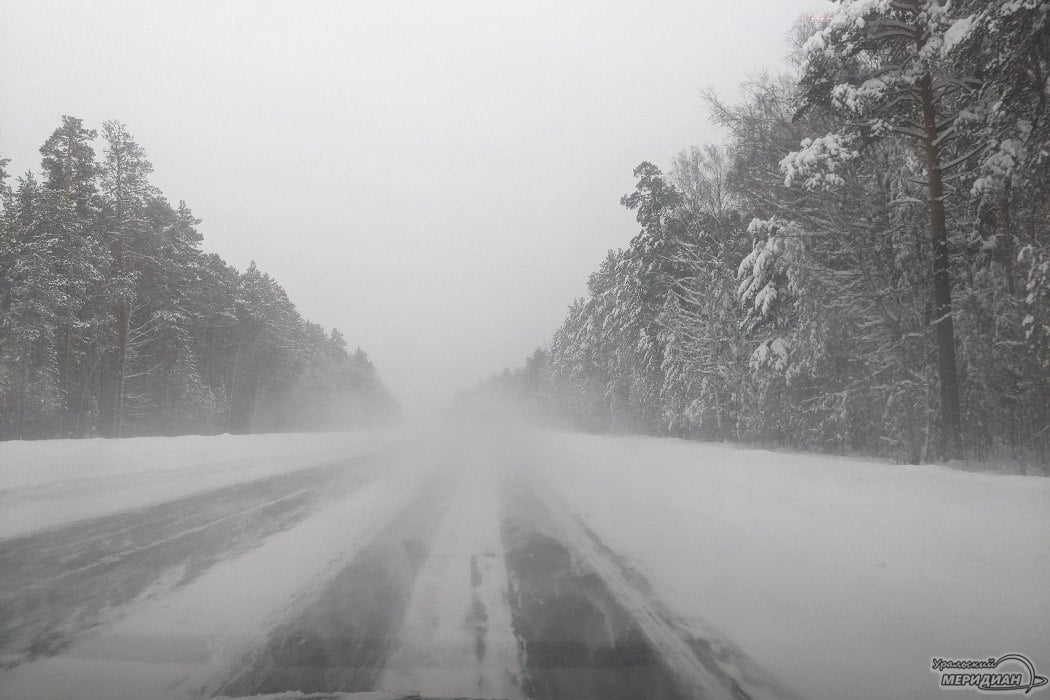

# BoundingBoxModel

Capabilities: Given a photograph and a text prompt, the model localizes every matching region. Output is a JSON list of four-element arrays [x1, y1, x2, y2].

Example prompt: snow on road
[[0, 431, 394, 538], [379, 469, 523, 699], [1, 467, 426, 700], [1, 426, 1047, 700], [531, 431, 1050, 700], [528, 480, 800, 700], [0, 458, 379, 665]]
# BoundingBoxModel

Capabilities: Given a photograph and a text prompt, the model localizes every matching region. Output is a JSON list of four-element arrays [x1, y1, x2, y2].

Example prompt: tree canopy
[[0, 118, 397, 439]]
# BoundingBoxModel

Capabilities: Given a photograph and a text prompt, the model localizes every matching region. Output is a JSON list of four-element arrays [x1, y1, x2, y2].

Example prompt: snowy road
[[0, 431, 793, 700], [2, 428, 1047, 700], [0, 455, 382, 666]]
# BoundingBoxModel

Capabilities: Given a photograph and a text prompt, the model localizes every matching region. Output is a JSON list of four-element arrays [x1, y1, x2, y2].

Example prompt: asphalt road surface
[[0, 437, 798, 700]]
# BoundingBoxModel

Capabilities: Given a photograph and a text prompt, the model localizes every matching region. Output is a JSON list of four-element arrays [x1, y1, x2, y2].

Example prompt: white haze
[[0, 0, 829, 409]]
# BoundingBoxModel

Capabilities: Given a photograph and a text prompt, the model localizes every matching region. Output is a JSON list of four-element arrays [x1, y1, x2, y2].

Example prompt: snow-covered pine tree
[[786, 0, 983, 458], [99, 121, 157, 436], [617, 162, 685, 432], [38, 117, 107, 436]]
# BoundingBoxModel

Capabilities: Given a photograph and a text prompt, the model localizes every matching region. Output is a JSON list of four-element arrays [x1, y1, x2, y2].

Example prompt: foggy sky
[[0, 0, 827, 410]]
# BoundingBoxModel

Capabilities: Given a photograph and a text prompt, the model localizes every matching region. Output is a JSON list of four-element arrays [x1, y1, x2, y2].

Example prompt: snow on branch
[[737, 218, 805, 324], [781, 133, 861, 190]]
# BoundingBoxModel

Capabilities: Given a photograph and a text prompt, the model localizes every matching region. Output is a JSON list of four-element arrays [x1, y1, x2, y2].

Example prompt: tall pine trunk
[[98, 360, 113, 436], [919, 72, 963, 459], [114, 297, 130, 436], [1001, 180, 1016, 297], [59, 324, 76, 436], [16, 342, 31, 439]]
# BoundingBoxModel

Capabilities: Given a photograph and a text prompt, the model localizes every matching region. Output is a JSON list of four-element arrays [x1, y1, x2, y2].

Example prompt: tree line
[[479, 1, 1050, 466], [0, 117, 396, 440]]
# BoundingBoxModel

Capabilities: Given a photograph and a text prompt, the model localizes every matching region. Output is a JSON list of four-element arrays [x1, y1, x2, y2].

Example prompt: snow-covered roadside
[[0, 431, 394, 538], [0, 467, 426, 700], [529, 431, 1050, 700]]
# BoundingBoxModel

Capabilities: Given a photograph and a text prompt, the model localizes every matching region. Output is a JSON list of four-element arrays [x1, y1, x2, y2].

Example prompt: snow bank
[[0, 431, 393, 538], [530, 431, 1050, 700]]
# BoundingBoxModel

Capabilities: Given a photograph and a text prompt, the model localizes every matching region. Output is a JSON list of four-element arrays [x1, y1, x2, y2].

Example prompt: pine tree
[[785, 0, 978, 458], [38, 116, 106, 435], [98, 120, 156, 435], [3, 117, 397, 439]]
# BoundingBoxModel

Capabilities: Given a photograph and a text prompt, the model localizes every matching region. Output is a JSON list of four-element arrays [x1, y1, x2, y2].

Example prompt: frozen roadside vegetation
[[0, 431, 395, 538], [529, 431, 1050, 700]]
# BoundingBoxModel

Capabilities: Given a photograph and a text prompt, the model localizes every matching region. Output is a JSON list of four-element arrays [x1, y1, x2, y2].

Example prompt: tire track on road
[[512, 477, 804, 700], [499, 482, 691, 700], [0, 454, 382, 667], [378, 471, 524, 700], [215, 477, 447, 697]]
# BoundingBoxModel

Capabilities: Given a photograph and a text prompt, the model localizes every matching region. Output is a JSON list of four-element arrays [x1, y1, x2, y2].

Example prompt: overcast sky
[[1, 0, 827, 410]]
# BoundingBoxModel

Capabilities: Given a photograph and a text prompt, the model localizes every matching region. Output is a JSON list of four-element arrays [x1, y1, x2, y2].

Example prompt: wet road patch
[[501, 521, 688, 700], [0, 456, 377, 666], [214, 490, 445, 697]]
